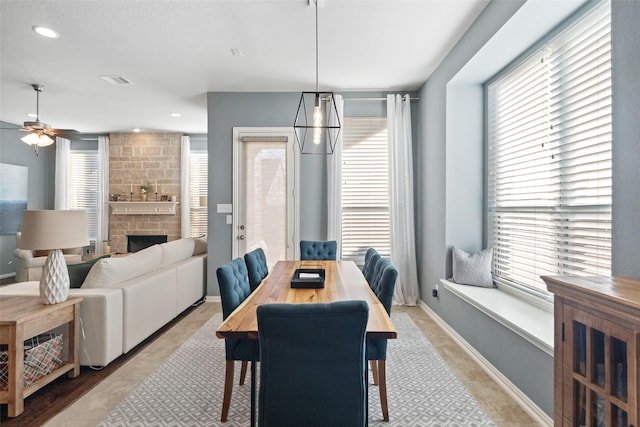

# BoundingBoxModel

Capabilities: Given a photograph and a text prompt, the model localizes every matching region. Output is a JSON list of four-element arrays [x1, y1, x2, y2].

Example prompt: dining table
[[215, 259, 397, 426]]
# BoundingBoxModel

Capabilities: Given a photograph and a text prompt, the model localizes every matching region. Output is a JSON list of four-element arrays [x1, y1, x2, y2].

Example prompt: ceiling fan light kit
[[14, 83, 76, 155], [21, 132, 54, 146]]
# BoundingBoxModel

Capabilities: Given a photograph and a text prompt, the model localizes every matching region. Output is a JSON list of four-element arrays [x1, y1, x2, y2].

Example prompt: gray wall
[[611, 0, 640, 277], [0, 122, 56, 278], [207, 92, 325, 296], [206, 91, 417, 296], [417, 0, 640, 417]]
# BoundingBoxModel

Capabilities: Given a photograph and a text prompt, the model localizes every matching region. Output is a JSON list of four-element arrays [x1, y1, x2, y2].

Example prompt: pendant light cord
[[315, 0, 319, 94]]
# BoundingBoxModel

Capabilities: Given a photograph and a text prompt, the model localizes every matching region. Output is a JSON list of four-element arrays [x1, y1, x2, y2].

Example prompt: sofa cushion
[[67, 254, 111, 288], [159, 238, 196, 268], [82, 244, 162, 289]]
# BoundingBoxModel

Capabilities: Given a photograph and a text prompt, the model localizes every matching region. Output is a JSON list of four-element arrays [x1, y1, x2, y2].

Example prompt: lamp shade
[[20, 210, 89, 250]]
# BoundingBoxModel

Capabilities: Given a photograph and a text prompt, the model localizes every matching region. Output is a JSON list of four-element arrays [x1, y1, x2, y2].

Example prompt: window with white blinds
[[341, 117, 390, 264], [487, 1, 611, 294], [189, 151, 208, 237], [69, 150, 99, 240]]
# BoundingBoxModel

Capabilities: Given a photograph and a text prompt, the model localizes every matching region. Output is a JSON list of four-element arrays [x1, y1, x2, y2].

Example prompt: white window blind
[[189, 151, 208, 237], [69, 150, 99, 240], [341, 117, 390, 264], [487, 1, 611, 294]]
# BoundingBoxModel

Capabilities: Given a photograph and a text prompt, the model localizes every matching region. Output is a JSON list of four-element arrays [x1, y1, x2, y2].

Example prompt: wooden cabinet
[[543, 276, 640, 427]]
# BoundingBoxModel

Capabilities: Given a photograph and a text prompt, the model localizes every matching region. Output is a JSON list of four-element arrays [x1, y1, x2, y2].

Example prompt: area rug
[[98, 313, 496, 426]]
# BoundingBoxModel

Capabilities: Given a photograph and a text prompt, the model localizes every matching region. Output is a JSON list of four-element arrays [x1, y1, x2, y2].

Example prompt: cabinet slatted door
[[563, 306, 637, 427], [544, 275, 640, 427]]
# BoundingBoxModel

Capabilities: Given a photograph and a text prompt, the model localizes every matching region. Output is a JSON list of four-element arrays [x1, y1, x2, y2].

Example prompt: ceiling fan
[[10, 84, 79, 155]]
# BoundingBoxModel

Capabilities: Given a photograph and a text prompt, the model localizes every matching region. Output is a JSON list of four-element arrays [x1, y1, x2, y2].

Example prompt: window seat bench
[[440, 279, 554, 356]]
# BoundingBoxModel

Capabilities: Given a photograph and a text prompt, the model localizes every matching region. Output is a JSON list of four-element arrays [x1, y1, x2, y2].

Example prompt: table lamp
[[19, 210, 89, 304]]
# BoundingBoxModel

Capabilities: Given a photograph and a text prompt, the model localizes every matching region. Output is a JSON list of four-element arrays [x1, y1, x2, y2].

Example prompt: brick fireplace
[[108, 132, 182, 253]]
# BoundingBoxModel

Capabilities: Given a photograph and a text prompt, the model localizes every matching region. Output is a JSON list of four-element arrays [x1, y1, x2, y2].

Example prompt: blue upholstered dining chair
[[299, 240, 337, 260], [367, 259, 398, 421], [244, 247, 268, 291], [216, 258, 258, 422], [257, 301, 369, 427], [362, 247, 381, 286]]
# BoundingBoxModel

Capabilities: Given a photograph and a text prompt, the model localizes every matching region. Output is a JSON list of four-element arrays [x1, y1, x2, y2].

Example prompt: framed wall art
[[0, 163, 28, 235]]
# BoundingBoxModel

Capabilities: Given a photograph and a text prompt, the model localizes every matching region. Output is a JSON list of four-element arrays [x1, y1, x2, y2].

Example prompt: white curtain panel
[[97, 136, 110, 252], [327, 94, 344, 257], [387, 94, 419, 305], [54, 137, 70, 210], [180, 136, 191, 238]]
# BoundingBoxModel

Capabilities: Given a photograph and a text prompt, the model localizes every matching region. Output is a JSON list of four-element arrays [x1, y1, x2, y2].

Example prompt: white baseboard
[[0, 272, 16, 280], [205, 295, 221, 303], [419, 301, 553, 427]]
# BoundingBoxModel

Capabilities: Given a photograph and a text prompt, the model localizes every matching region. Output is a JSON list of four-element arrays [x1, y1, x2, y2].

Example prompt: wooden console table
[[0, 295, 83, 417]]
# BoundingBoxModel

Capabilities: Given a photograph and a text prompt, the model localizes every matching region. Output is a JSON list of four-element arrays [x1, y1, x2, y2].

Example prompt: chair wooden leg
[[370, 360, 379, 385], [378, 360, 389, 421], [221, 360, 235, 422], [239, 361, 248, 385]]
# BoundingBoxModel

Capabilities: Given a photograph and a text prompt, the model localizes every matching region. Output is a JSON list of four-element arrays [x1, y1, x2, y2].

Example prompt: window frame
[[68, 148, 100, 242], [485, 0, 612, 298], [340, 116, 391, 265], [188, 149, 208, 238]]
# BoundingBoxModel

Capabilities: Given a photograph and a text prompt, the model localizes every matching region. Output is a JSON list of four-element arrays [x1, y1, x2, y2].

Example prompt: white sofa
[[13, 232, 83, 282], [0, 237, 208, 367]]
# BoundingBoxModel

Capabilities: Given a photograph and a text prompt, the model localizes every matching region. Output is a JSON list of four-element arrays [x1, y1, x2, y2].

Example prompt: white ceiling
[[0, 0, 489, 135]]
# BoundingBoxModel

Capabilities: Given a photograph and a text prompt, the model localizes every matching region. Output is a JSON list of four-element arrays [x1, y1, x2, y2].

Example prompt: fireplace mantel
[[109, 201, 179, 215]]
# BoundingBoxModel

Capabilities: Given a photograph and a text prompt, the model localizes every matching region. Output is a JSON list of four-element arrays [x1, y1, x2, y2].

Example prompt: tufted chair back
[[299, 240, 337, 261], [217, 258, 251, 320], [362, 248, 381, 286], [244, 248, 269, 291], [257, 301, 369, 427], [215, 257, 258, 422], [366, 260, 398, 421], [369, 261, 397, 316]]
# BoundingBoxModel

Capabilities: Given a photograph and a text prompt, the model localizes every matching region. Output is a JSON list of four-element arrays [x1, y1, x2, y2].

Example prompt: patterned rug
[[98, 313, 495, 426]]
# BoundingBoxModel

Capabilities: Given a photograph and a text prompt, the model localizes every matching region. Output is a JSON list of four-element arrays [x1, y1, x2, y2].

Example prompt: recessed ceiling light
[[231, 48, 243, 57], [32, 26, 59, 38], [27, 113, 38, 118], [169, 112, 181, 117], [100, 75, 134, 85], [132, 128, 141, 133]]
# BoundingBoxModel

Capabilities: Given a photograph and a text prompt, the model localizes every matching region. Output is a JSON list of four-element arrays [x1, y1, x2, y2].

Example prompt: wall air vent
[[100, 75, 134, 85]]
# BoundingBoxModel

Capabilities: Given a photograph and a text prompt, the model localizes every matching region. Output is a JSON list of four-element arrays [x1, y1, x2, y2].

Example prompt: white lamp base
[[39, 249, 70, 304]]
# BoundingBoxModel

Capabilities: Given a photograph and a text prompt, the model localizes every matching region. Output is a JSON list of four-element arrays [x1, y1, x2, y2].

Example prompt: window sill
[[440, 279, 554, 356]]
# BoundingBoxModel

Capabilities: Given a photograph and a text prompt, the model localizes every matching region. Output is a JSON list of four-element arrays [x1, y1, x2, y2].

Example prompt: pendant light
[[293, 0, 341, 155]]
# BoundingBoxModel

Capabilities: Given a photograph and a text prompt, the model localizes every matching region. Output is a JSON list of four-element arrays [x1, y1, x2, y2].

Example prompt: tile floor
[[45, 302, 541, 426]]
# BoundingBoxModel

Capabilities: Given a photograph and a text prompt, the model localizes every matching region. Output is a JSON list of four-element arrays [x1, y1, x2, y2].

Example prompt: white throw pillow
[[159, 238, 195, 268], [451, 247, 494, 288], [82, 244, 162, 288], [192, 235, 207, 255]]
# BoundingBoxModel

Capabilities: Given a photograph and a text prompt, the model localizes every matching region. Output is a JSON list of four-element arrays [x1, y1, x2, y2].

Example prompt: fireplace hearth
[[127, 234, 167, 253]]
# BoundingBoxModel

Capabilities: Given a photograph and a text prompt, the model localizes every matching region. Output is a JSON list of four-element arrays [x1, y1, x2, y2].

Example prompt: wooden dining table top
[[215, 260, 397, 340]]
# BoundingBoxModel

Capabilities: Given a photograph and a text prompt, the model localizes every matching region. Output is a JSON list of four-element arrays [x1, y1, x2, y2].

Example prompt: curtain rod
[[343, 97, 420, 102]]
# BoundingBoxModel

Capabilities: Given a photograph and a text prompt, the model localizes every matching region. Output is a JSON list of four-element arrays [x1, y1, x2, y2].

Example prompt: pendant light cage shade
[[294, 91, 341, 155]]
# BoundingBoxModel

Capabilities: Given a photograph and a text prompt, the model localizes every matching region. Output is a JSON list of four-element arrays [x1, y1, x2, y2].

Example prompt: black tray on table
[[290, 268, 325, 288]]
